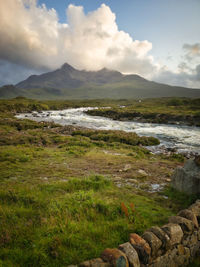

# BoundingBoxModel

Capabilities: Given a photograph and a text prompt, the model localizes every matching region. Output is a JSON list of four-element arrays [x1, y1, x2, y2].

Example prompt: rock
[[148, 246, 190, 267], [148, 226, 170, 249], [182, 232, 198, 247], [137, 170, 148, 176], [183, 247, 191, 258], [113, 176, 122, 182], [178, 209, 198, 228], [79, 261, 90, 267], [161, 223, 183, 247], [142, 231, 162, 258], [101, 248, 128, 267], [171, 158, 200, 194], [79, 258, 110, 267], [194, 155, 200, 167], [188, 241, 200, 259], [90, 258, 111, 267], [188, 200, 200, 219], [167, 147, 177, 153], [165, 178, 171, 182], [168, 216, 194, 234], [148, 250, 177, 267], [177, 244, 185, 255], [129, 233, 151, 264], [124, 164, 132, 171], [118, 242, 140, 267]]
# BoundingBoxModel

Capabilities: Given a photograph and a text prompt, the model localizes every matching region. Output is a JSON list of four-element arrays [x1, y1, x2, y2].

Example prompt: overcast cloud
[[0, 0, 199, 88]]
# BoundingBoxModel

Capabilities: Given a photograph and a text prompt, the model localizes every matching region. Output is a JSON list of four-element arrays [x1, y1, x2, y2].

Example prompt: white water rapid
[[16, 107, 200, 155]]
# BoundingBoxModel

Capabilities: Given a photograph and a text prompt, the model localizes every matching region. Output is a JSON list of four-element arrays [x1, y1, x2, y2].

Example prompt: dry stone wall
[[69, 199, 200, 267]]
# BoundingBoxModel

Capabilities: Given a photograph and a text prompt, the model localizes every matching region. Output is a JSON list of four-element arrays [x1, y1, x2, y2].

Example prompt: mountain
[[0, 63, 200, 99], [16, 63, 126, 89]]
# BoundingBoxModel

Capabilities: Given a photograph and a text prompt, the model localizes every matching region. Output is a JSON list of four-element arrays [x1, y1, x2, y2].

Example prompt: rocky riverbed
[[16, 107, 200, 157]]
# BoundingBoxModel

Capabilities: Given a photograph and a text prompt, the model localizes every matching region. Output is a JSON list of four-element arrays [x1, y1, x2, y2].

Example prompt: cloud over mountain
[[0, 0, 158, 85], [0, 0, 199, 88]]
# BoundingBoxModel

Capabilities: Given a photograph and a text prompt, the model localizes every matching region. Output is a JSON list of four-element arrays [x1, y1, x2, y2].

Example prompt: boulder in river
[[171, 155, 200, 194]]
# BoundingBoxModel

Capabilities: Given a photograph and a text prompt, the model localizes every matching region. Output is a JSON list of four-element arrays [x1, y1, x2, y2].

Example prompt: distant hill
[[0, 63, 200, 99]]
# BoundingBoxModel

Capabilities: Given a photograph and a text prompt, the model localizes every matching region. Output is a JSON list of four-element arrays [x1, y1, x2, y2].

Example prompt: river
[[16, 107, 200, 155]]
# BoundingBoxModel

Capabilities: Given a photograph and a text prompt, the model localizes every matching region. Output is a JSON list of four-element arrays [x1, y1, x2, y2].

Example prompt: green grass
[[86, 98, 200, 126], [72, 129, 160, 146], [0, 98, 199, 266], [0, 175, 180, 266]]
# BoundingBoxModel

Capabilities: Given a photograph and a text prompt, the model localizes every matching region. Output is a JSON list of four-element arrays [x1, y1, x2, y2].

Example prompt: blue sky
[[0, 0, 200, 87]]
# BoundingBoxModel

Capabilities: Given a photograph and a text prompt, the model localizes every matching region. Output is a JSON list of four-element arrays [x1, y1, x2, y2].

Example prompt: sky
[[0, 0, 200, 88]]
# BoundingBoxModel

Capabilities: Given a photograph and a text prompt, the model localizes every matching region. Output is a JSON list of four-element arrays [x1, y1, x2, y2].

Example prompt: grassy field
[[0, 97, 199, 266]]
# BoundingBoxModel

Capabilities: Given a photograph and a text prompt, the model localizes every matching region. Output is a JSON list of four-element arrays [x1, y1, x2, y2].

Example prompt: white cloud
[[183, 43, 200, 62], [0, 0, 199, 89], [0, 0, 158, 85], [153, 64, 200, 89], [153, 42, 200, 88]]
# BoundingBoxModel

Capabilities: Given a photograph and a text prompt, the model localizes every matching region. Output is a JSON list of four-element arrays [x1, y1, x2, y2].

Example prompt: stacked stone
[[70, 199, 200, 267]]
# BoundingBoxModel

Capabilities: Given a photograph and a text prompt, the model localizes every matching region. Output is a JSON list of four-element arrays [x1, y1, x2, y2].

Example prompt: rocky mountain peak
[[60, 63, 75, 71]]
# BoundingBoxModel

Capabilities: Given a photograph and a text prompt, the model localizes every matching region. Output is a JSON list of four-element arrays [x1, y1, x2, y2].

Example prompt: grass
[[0, 97, 199, 266], [86, 97, 200, 126]]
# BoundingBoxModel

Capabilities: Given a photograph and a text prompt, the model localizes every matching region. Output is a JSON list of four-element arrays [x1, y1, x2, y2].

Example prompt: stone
[[188, 241, 200, 259], [149, 226, 170, 249], [148, 251, 177, 267], [178, 209, 198, 228], [124, 164, 132, 171], [168, 216, 194, 234], [91, 258, 111, 267], [79, 261, 90, 267], [188, 200, 200, 218], [171, 159, 200, 194], [137, 169, 148, 176], [184, 247, 191, 258], [118, 242, 140, 267], [177, 244, 185, 255], [174, 255, 189, 266], [129, 233, 151, 264], [101, 248, 128, 267], [142, 231, 162, 258], [161, 223, 183, 247], [149, 245, 190, 267], [194, 155, 200, 167], [79, 259, 110, 267], [182, 232, 198, 247]]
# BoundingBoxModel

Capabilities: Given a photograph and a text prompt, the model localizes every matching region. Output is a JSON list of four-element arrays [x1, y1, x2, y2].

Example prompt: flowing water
[[16, 107, 200, 155]]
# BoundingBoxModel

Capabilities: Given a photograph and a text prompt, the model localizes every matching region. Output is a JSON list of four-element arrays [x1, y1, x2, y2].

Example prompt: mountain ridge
[[0, 63, 200, 99], [16, 63, 128, 89]]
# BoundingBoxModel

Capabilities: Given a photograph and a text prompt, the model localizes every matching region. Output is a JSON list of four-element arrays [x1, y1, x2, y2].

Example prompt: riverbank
[[85, 98, 200, 127], [0, 97, 199, 266], [16, 107, 200, 157]]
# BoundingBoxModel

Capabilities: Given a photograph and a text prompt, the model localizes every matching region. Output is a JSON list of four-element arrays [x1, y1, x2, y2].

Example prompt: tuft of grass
[[72, 129, 160, 146]]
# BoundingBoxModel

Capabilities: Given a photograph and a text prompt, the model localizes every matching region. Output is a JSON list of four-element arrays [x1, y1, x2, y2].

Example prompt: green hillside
[[1, 63, 200, 99]]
